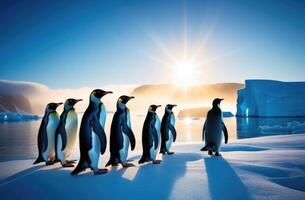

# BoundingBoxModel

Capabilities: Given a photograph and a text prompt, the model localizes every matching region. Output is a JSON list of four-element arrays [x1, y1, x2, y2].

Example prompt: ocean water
[[0, 113, 304, 162]]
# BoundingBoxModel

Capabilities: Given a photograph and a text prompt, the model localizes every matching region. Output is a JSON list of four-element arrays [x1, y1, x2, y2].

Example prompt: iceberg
[[236, 80, 305, 117]]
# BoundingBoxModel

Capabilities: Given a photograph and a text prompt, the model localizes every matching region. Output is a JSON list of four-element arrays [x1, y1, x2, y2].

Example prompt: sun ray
[[183, 6, 188, 61], [140, 4, 242, 88], [197, 47, 246, 66], [142, 29, 179, 64], [136, 48, 172, 66]]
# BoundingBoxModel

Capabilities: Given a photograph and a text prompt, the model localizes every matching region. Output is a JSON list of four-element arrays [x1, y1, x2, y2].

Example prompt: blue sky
[[1, 0, 305, 88]]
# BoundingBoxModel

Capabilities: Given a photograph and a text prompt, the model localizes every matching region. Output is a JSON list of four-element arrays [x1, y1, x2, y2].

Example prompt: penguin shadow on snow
[[204, 157, 252, 200], [128, 153, 203, 199], [0, 164, 135, 200], [0, 163, 45, 186]]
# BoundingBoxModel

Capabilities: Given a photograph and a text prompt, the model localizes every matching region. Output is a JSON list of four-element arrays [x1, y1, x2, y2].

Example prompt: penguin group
[[34, 89, 228, 175]]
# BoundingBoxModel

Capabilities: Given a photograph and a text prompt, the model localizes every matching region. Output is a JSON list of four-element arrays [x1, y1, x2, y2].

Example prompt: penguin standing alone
[[55, 98, 82, 167], [160, 104, 177, 155], [139, 104, 162, 164], [34, 102, 63, 165], [106, 95, 136, 168], [71, 89, 112, 175], [201, 98, 228, 156]]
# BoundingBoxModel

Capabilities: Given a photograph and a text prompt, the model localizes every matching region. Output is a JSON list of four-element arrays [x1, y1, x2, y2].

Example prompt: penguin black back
[[160, 104, 177, 154], [139, 105, 161, 164]]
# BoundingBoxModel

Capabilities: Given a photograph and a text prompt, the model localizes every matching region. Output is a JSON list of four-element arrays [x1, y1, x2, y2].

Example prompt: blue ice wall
[[236, 80, 305, 117]]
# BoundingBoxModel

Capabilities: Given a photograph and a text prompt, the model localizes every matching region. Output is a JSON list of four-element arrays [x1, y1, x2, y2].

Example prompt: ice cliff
[[236, 80, 305, 117]]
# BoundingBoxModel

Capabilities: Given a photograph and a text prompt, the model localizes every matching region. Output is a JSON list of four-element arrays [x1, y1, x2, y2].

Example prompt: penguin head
[[46, 102, 63, 112], [90, 89, 113, 104], [149, 104, 161, 112], [118, 95, 135, 104], [64, 98, 82, 110], [117, 95, 134, 110], [212, 98, 224, 108], [165, 104, 177, 112]]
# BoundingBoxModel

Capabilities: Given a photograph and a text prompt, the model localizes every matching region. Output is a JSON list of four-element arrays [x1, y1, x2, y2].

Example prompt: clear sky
[[1, 0, 305, 88]]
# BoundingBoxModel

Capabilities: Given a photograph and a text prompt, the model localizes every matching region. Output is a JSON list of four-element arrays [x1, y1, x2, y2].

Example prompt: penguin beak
[[220, 99, 224, 101], [76, 99, 83, 102], [172, 104, 177, 107], [129, 96, 135, 100], [157, 105, 162, 108], [56, 102, 63, 107], [105, 91, 113, 94]]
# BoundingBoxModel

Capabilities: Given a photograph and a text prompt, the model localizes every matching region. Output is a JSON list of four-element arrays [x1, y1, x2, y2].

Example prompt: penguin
[[139, 104, 162, 164], [71, 89, 112, 175], [106, 95, 136, 168], [200, 98, 228, 156], [160, 104, 177, 155], [55, 98, 82, 167], [34, 102, 63, 165]]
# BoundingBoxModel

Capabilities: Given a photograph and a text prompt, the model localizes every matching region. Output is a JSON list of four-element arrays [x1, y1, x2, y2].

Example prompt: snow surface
[[0, 134, 305, 200], [236, 80, 305, 117]]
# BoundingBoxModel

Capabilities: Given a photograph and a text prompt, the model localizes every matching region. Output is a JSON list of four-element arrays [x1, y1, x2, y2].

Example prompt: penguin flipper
[[222, 121, 228, 144], [38, 116, 48, 153], [93, 116, 107, 154], [202, 121, 206, 141], [57, 127, 67, 151], [58, 110, 70, 150], [168, 124, 177, 142], [122, 121, 136, 150]]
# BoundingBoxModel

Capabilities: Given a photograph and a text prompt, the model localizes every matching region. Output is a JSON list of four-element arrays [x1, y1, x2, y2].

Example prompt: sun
[[172, 60, 199, 87]]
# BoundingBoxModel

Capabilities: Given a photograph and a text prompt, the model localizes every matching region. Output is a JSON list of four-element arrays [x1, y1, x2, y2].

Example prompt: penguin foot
[[208, 150, 214, 156], [167, 151, 174, 155], [200, 146, 208, 151], [215, 152, 222, 157], [62, 163, 74, 168], [66, 160, 77, 164], [93, 168, 109, 175], [152, 160, 162, 164], [160, 150, 166, 154], [122, 163, 135, 168], [46, 161, 54, 165]]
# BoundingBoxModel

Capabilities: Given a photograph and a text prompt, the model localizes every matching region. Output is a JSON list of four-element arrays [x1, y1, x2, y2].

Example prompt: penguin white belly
[[99, 104, 106, 128], [64, 110, 78, 157], [119, 111, 131, 163], [166, 132, 173, 151], [42, 113, 59, 161], [88, 105, 106, 170], [119, 132, 129, 163], [56, 110, 78, 163], [165, 114, 175, 151], [88, 130, 101, 170], [150, 116, 161, 160], [56, 135, 64, 162]]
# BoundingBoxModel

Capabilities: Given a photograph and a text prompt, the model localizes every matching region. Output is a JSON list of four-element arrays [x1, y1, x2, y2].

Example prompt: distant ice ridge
[[236, 80, 305, 117], [0, 112, 39, 122]]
